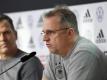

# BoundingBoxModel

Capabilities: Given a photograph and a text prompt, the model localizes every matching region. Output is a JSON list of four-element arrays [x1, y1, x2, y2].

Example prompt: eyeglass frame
[[41, 27, 70, 37]]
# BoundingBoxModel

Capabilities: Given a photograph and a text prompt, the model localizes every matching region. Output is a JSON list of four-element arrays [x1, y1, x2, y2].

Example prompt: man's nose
[[43, 34, 50, 42], [0, 34, 5, 41]]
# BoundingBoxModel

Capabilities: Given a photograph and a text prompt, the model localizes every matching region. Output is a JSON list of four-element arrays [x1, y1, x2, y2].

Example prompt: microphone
[[0, 52, 36, 75], [21, 52, 36, 62]]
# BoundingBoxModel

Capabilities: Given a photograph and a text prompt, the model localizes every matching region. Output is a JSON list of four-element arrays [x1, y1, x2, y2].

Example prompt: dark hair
[[44, 5, 79, 34], [0, 14, 16, 32]]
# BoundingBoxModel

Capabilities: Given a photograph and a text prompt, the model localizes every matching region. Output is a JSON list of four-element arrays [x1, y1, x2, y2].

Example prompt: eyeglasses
[[41, 28, 70, 36]]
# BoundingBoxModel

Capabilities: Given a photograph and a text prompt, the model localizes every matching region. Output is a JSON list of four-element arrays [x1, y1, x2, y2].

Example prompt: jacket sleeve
[[67, 51, 104, 80], [18, 56, 44, 80]]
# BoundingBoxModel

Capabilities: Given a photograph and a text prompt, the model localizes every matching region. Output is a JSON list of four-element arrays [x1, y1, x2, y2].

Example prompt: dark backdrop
[[0, 0, 106, 13]]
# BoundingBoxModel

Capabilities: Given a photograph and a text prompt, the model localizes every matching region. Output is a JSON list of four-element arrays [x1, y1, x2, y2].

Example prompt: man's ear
[[68, 28, 74, 36]]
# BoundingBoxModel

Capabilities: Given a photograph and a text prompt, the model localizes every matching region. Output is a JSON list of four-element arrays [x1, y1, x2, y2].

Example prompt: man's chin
[[0, 49, 9, 53], [49, 50, 57, 54]]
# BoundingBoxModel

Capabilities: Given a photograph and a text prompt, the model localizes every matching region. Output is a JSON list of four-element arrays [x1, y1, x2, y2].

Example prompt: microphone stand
[[0, 52, 36, 76], [0, 61, 21, 75]]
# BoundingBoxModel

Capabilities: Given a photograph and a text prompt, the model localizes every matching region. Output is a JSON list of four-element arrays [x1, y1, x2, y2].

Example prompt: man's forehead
[[43, 16, 61, 23], [0, 20, 10, 25], [0, 20, 12, 30], [0, 20, 11, 26]]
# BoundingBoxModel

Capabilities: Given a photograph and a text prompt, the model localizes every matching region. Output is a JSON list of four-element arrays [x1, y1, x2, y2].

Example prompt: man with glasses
[[41, 5, 107, 80]]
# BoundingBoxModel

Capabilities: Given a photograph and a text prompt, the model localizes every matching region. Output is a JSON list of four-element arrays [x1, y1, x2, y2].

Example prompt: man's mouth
[[0, 44, 7, 48], [46, 44, 51, 48]]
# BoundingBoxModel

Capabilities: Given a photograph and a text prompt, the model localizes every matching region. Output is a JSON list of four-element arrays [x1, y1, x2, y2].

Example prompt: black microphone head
[[20, 52, 36, 62], [29, 52, 36, 57]]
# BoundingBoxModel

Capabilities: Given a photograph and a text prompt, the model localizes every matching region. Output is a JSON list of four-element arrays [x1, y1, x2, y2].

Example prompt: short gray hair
[[44, 5, 79, 34]]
